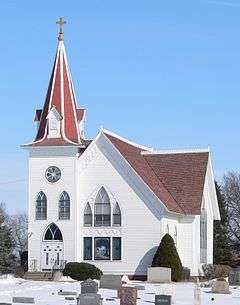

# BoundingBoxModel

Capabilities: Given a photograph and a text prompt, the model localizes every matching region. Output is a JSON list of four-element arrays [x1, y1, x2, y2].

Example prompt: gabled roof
[[25, 38, 85, 147], [103, 131, 209, 215]]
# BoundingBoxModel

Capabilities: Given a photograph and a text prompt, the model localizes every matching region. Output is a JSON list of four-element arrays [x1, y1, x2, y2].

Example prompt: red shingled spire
[[28, 25, 85, 147]]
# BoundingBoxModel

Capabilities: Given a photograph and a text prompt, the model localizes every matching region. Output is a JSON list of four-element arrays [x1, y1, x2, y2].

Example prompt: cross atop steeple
[[56, 17, 66, 41]]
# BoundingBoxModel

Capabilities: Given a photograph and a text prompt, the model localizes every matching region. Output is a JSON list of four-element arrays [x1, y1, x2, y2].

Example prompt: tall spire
[[26, 19, 86, 147]]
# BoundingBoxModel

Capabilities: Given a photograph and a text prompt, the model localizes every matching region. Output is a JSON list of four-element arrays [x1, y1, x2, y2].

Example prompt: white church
[[23, 20, 220, 277]]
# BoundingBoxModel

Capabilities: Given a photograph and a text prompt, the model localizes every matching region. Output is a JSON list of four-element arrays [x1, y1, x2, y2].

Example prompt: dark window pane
[[94, 237, 110, 260], [54, 228, 63, 241], [44, 228, 52, 240], [94, 215, 110, 227], [50, 223, 57, 232], [84, 214, 92, 226], [84, 237, 92, 260], [113, 237, 121, 260], [113, 214, 121, 226]]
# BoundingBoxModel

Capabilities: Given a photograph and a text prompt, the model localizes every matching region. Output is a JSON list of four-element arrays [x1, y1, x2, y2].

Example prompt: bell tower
[[22, 19, 86, 271]]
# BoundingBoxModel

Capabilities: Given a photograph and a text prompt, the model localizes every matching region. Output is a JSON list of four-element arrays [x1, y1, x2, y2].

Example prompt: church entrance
[[41, 242, 64, 270], [41, 223, 64, 271]]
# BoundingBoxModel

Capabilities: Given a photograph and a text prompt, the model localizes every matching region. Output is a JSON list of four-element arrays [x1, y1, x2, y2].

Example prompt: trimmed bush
[[63, 262, 103, 281], [152, 234, 183, 282], [202, 264, 232, 280]]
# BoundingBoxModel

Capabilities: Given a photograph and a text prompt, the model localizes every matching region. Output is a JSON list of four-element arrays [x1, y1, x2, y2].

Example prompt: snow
[[0, 278, 240, 305]]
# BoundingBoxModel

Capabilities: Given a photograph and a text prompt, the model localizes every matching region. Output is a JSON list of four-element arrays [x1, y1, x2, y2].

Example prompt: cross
[[56, 17, 66, 40]]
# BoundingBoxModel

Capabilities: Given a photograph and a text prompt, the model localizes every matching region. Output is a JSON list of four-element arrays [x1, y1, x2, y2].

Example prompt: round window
[[45, 166, 61, 183]]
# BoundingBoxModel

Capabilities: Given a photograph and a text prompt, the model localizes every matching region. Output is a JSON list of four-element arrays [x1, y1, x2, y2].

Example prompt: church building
[[23, 20, 220, 277]]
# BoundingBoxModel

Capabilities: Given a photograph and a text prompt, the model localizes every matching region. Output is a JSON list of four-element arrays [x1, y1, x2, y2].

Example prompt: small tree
[[0, 204, 16, 273], [213, 182, 232, 264], [152, 234, 183, 281]]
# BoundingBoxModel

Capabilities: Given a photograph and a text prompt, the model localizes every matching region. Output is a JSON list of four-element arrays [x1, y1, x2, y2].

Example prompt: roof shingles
[[104, 132, 208, 215]]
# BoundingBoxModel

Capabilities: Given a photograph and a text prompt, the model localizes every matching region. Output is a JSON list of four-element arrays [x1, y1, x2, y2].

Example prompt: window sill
[[83, 260, 122, 263]]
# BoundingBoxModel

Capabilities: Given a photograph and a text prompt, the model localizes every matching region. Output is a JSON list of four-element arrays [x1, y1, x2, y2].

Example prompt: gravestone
[[81, 279, 98, 294], [58, 290, 77, 295], [211, 280, 230, 294], [77, 293, 101, 305], [147, 267, 171, 283], [118, 287, 137, 305], [229, 268, 240, 286], [100, 274, 122, 289], [65, 297, 75, 301], [12, 297, 35, 304], [155, 295, 171, 305], [149, 284, 175, 304]]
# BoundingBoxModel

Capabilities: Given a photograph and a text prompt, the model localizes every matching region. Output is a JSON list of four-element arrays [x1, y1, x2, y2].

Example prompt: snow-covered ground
[[0, 277, 240, 305]]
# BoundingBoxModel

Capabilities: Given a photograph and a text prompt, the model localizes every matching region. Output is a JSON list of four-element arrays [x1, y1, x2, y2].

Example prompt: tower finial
[[56, 17, 66, 41]]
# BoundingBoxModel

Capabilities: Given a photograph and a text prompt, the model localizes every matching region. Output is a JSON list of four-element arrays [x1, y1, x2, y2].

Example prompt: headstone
[[148, 284, 175, 304], [58, 291, 78, 296], [147, 267, 171, 283], [211, 280, 230, 294], [77, 293, 101, 305], [81, 279, 98, 294], [65, 297, 75, 301], [12, 297, 35, 304], [100, 274, 122, 289], [229, 268, 240, 286], [155, 295, 171, 305], [118, 287, 137, 305]]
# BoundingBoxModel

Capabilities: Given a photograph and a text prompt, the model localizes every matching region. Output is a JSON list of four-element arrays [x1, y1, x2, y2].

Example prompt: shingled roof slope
[[104, 133, 184, 214], [143, 152, 209, 214], [104, 132, 208, 215]]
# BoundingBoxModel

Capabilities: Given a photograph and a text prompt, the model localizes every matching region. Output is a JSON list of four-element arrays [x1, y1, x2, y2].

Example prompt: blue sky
[[1, 0, 240, 213]]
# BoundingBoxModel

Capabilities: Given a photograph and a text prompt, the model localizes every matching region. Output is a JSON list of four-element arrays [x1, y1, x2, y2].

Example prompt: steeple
[[26, 18, 86, 147]]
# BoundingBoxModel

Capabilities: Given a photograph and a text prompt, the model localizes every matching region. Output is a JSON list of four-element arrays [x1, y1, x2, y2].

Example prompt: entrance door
[[41, 243, 64, 271]]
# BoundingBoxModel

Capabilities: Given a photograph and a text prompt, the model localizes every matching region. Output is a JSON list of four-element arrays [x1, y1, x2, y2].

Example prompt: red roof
[[76, 108, 85, 121], [27, 39, 84, 147], [104, 132, 208, 215]]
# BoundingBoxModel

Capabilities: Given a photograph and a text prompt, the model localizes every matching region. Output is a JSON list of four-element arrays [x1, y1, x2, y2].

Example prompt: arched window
[[94, 187, 111, 227], [36, 191, 47, 220], [59, 191, 70, 220], [84, 203, 92, 227], [113, 203, 121, 226], [44, 223, 63, 241]]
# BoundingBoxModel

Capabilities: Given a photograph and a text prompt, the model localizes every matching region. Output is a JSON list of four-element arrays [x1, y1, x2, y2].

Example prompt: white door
[[41, 242, 64, 270]]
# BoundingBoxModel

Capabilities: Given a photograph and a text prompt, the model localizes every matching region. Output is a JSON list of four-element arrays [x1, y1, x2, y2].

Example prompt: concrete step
[[23, 272, 54, 281]]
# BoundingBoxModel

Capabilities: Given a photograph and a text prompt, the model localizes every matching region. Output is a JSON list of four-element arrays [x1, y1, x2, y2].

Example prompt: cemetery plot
[[0, 279, 240, 304]]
